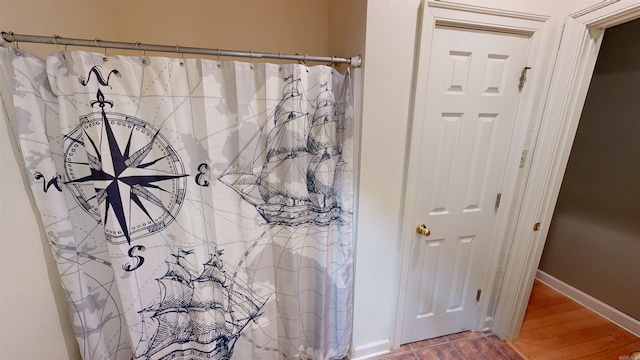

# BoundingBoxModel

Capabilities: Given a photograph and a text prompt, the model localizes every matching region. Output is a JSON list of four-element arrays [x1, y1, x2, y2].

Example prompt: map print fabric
[[1, 47, 353, 360]]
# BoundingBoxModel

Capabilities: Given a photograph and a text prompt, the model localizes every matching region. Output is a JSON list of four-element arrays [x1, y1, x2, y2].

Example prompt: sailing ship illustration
[[136, 249, 267, 360], [219, 75, 346, 226]]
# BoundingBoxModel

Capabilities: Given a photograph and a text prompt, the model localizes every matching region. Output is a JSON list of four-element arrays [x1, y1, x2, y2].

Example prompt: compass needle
[[129, 192, 154, 221]]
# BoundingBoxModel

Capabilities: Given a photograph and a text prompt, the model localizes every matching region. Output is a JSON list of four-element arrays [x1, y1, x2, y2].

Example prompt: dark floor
[[372, 331, 524, 360]]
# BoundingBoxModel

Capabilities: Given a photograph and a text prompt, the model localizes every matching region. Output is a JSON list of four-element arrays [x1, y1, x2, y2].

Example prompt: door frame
[[492, 0, 640, 340], [393, 1, 549, 348]]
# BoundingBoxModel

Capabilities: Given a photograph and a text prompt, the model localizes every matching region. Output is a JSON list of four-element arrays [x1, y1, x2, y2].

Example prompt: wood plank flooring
[[508, 280, 640, 359]]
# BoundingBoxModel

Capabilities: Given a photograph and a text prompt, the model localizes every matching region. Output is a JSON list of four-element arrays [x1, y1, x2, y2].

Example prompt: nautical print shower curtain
[[0, 47, 353, 360]]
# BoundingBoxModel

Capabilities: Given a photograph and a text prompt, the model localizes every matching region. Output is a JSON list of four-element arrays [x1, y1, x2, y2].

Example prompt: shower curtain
[[0, 47, 353, 360]]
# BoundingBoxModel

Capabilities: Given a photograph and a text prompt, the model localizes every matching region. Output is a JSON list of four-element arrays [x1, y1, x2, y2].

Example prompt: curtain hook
[[52, 34, 64, 59], [304, 54, 309, 72], [95, 38, 108, 62], [8, 32, 21, 56], [216, 47, 221, 68], [278, 52, 283, 72], [52, 34, 61, 51], [7, 31, 22, 56], [136, 41, 147, 65], [176, 44, 184, 66], [249, 49, 254, 70]]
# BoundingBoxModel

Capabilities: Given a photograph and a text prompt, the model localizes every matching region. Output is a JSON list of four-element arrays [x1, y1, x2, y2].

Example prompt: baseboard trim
[[536, 269, 640, 337], [350, 339, 391, 360]]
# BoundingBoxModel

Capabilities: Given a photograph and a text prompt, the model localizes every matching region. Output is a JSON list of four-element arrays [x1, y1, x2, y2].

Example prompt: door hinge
[[518, 66, 531, 91], [494, 193, 502, 211], [520, 149, 528, 168], [476, 289, 482, 302]]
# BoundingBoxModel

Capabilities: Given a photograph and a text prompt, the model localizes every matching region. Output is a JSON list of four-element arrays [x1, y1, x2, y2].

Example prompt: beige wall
[[329, 0, 366, 72], [0, 0, 330, 59], [539, 18, 640, 321]]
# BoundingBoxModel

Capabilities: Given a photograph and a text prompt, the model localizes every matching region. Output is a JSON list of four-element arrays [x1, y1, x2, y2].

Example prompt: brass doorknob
[[416, 224, 431, 237]]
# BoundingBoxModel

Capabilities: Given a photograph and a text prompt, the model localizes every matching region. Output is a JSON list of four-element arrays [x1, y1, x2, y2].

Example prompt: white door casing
[[394, 2, 548, 348], [492, 0, 640, 341]]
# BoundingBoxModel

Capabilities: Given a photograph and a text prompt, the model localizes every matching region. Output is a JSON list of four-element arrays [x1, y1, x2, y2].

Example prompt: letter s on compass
[[123, 245, 146, 272]]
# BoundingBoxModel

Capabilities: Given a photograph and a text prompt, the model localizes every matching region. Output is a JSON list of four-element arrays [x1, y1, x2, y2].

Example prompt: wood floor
[[508, 279, 640, 359]]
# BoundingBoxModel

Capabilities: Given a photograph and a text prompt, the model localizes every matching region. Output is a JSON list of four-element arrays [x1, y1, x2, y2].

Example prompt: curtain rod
[[0, 31, 362, 67]]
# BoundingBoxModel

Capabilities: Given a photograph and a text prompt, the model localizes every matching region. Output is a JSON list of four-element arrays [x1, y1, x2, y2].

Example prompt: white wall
[[351, 0, 597, 358], [352, 1, 422, 356]]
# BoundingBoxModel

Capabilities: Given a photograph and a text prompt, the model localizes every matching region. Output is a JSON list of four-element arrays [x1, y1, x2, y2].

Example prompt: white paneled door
[[401, 26, 530, 344]]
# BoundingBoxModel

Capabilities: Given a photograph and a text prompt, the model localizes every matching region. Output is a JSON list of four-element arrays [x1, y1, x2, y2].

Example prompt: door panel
[[401, 26, 530, 344]]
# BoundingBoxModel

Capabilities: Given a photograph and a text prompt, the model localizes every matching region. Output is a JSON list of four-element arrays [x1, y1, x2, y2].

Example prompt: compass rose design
[[64, 80, 188, 245]]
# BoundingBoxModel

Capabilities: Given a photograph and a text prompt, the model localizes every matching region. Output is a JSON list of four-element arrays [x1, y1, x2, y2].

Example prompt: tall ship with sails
[[219, 75, 346, 226], [136, 249, 267, 360]]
